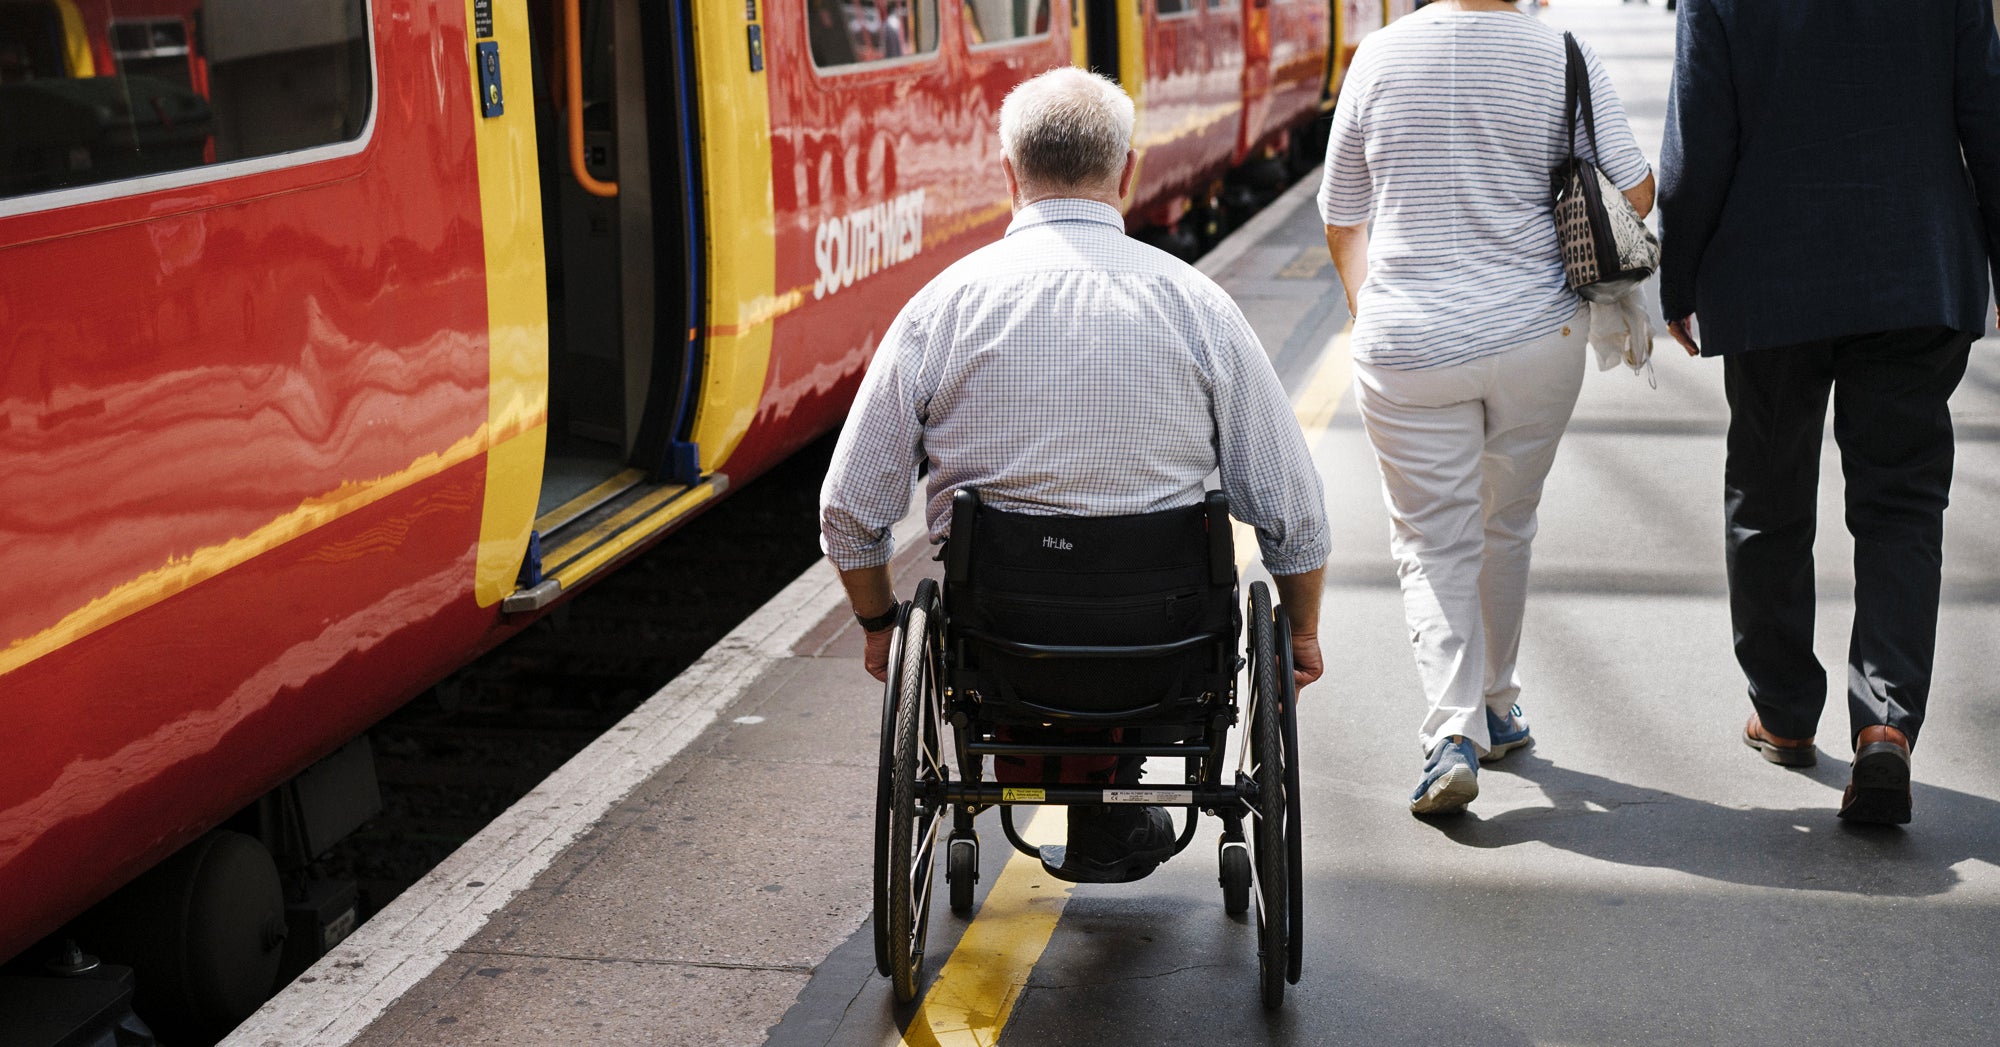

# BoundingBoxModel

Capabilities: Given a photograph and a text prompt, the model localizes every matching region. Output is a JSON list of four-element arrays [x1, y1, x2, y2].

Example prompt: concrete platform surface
[[225, 4, 2000, 1044]]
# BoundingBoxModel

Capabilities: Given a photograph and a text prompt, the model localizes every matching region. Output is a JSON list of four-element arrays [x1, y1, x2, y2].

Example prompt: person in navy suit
[[1660, 0, 2000, 824]]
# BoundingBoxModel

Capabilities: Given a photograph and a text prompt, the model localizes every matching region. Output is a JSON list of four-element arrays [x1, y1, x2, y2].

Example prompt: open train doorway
[[524, 0, 703, 518], [510, 0, 712, 608]]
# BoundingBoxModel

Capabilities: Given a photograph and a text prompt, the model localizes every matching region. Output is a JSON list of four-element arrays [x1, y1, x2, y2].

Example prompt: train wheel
[[85, 830, 287, 1042]]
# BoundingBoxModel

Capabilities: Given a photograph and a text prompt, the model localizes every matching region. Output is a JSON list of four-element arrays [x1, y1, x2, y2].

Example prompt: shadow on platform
[[1431, 753, 2000, 899]]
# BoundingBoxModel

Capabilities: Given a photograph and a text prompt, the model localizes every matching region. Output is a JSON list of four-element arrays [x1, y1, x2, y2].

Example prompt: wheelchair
[[872, 489, 1304, 1009]]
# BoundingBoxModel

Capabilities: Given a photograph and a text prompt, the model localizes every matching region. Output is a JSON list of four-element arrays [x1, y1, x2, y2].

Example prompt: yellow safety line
[[899, 808, 1072, 1047], [1293, 323, 1356, 439]]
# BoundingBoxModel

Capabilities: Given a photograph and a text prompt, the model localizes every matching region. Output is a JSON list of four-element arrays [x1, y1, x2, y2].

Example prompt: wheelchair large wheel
[[1277, 616, 1305, 984], [874, 579, 946, 1004], [871, 604, 907, 978], [1245, 581, 1290, 1010]]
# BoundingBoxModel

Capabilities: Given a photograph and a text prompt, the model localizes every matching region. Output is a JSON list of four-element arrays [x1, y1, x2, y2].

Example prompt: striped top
[[1317, 8, 1651, 370], [819, 199, 1329, 576]]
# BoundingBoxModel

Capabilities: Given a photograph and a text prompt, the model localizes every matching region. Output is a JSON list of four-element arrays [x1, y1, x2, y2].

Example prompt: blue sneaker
[[1411, 737, 1479, 815], [1482, 704, 1532, 763]]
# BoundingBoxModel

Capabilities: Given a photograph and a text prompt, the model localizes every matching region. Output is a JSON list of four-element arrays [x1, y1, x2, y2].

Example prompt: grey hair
[[997, 68, 1135, 191]]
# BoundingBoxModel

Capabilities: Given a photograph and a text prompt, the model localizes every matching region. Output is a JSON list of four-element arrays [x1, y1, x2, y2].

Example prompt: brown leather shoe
[[1742, 713, 1816, 767], [1839, 725, 1912, 825]]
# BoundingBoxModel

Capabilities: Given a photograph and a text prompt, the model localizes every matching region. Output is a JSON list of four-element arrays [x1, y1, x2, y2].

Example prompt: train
[[0, 0, 1404, 1039]]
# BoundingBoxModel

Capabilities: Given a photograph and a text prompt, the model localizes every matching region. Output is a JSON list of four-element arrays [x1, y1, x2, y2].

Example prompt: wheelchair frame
[[871, 493, 1305, 1009]]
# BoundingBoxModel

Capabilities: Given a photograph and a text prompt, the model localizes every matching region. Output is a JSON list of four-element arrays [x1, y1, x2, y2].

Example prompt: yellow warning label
[[1001, 788, 1046, 803]]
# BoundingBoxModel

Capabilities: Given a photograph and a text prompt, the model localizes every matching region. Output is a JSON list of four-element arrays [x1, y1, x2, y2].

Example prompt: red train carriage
[[0, 0, 1392, 1039]]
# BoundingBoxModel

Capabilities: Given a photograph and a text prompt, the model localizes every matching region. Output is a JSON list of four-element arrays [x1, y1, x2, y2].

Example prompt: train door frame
[[630, 0, 704, 486]]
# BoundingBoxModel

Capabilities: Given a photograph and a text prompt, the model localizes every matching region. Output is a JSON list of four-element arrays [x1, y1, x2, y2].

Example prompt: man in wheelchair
[[819, 67, 1329, 885]]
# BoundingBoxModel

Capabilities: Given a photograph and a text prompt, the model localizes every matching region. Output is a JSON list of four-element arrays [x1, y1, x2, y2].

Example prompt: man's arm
[[820, 307, 930, 681], [1956, 0, 2000, 318], [1658, 0, 1738, 340], [1272, 567, 1326, 691], [1201, 300, 1331, 691], [837, 564, 898, 681]]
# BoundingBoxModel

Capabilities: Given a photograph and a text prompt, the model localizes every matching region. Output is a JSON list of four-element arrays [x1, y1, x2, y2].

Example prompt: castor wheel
[[1218, 837, 1251, 915], [947, 833, 979, 916]]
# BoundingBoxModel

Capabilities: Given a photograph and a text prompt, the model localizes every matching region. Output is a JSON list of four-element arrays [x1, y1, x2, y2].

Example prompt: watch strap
[[855, 606, 900, 633]]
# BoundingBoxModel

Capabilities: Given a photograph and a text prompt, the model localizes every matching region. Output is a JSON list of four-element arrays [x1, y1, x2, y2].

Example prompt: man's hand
[[1290, 628, 1324, 692], [1270, 567, 1326, 694], [837, 563, 899, 682], [864, 626, 894, 682], [1666, 316, 1700, 357]]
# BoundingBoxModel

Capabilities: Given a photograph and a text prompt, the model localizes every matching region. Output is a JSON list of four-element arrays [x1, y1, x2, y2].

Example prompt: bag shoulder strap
[[1562, 31, 1604, 165]]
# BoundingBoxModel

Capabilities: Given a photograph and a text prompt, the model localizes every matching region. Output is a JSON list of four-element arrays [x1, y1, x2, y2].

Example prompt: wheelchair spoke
[[909, 814, 939, 879], [912, 866, 934, 923], [1246, 850, 1267, 931]]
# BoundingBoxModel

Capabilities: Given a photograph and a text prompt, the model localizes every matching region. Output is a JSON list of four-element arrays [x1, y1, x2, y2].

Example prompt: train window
[[810, 0, 941, 69], [0, 0, 372, 206], [1154, 0, 1196, 17], [964, 0, 1050, 46], [1208, 0, 1234, 8]]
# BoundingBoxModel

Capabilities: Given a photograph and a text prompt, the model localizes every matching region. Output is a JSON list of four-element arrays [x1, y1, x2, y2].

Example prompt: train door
[[1078, 0, 1123, 82], [505, 0, 714, 611]]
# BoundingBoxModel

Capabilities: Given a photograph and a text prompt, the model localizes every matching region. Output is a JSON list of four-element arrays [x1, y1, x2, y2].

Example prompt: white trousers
[[1354, 307, 1587, 757]]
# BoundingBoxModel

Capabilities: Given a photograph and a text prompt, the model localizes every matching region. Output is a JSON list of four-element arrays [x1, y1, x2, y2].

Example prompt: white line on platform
[[1196, 172, 1321, 280], [221, 514, 927, 1047]]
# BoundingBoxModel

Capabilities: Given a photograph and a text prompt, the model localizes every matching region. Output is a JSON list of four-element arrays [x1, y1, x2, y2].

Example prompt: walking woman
[[1319, 0, 1654, 815]]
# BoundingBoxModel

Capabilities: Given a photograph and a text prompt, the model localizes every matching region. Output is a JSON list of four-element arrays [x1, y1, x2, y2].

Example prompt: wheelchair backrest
[[940, 488, 1238, 723]]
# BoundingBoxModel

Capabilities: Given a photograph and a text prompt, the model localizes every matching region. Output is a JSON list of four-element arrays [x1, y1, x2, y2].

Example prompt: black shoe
[[1039, 805, 1176, 884]]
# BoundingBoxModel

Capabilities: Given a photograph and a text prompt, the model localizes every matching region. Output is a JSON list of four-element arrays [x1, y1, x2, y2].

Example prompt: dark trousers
[[1723, 326, 1974, 749]]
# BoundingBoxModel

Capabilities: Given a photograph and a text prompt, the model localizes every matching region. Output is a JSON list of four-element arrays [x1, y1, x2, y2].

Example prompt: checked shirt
[[819, 198, 1328, 577]]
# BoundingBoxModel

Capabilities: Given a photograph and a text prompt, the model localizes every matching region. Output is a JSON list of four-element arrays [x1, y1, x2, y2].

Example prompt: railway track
[[317, 435, 837, 941]]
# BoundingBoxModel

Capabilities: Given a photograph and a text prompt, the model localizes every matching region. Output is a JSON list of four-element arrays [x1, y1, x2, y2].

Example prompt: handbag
[[1553, 31, 1658, 303]]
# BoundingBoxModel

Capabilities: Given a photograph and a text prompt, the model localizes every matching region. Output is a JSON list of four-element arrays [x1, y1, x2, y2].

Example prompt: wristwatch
[[855, 605, 900, 633]]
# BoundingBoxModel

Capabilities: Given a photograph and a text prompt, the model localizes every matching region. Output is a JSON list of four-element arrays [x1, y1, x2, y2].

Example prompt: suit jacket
[[1659, 0, 2000, 355]]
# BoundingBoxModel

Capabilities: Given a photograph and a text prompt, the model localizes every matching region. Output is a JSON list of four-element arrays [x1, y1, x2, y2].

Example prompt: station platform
[[223, 5, 2000, 1045]]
